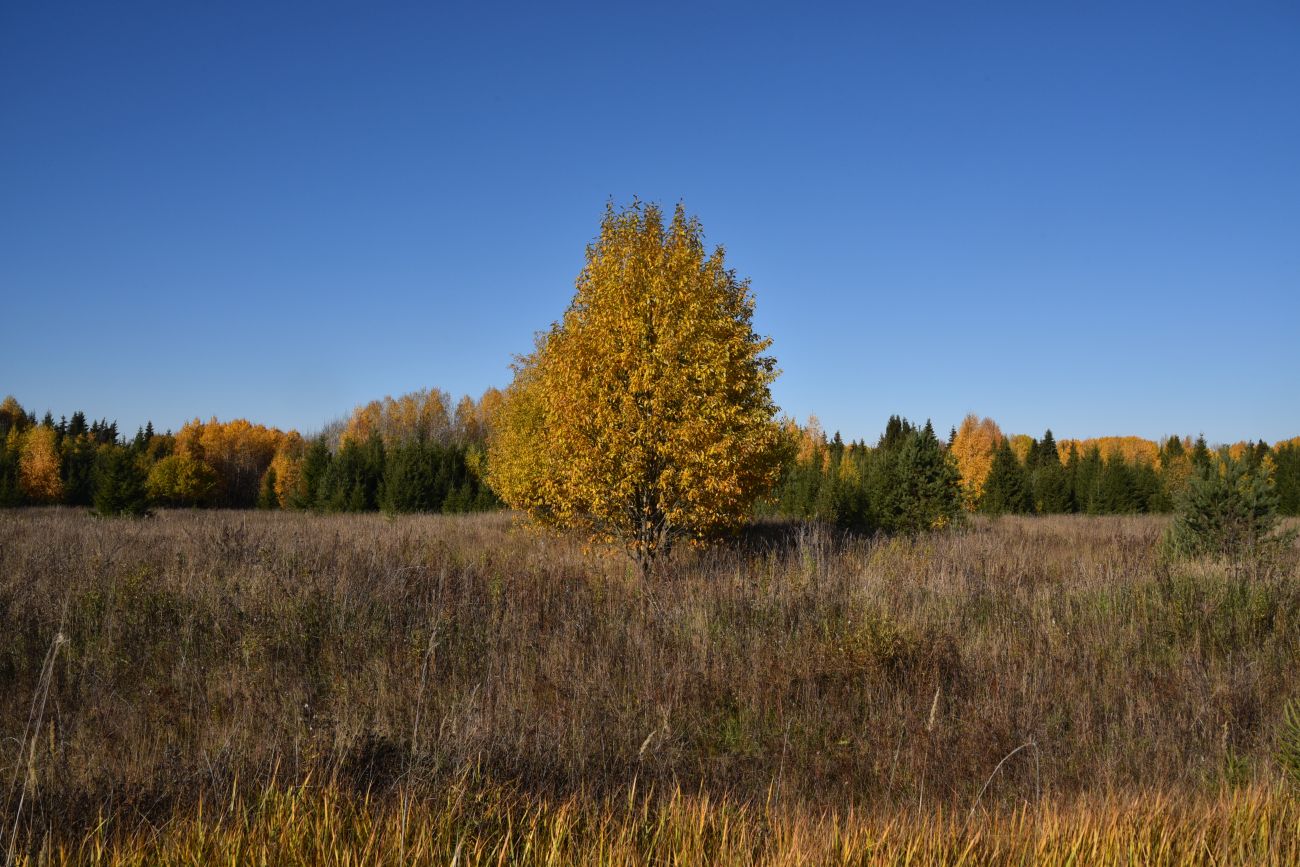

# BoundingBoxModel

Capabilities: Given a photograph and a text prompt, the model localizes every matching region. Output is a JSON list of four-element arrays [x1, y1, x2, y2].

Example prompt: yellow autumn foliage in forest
[[174, 418, 287, 505], [489, 202, 787, 569], [18, 425, 63, 503], [341, 389, 451, 446], [795, 416, 828, 470], [1056, 436, 1159, 465], [1159, 451, 1194, 500], [0, 396, 26, 433], [269, 431, 306, 507], [454, 387, 504, 444], [950, 414, 1003, 509], [145, 453, 218, 506], [340, 387, 504, 448], [1008, 434, 1035, 464]]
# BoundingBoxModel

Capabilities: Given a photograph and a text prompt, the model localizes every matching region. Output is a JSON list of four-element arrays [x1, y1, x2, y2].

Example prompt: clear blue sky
[[3, 1, 1297, 444]]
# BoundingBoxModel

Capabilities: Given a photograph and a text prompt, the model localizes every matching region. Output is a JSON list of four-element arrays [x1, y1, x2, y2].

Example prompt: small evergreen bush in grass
[[1163, 448, 1294, 577]]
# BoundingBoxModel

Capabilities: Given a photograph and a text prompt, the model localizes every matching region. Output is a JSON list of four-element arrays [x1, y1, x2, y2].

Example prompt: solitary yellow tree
[[489, 201, 786, 572]]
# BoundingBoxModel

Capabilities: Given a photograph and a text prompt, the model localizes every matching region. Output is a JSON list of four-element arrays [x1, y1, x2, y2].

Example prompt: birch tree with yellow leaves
[[489, 201, 787, 573], [950, 414, 1003, 510], [19, 425, 63, 503]]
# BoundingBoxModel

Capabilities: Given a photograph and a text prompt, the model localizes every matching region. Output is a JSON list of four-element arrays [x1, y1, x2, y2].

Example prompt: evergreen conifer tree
[[61, 437, 98, 506], [1272, 442, 1300, 516], [320, 434, 385, 512], [829, 468, 871, 530], [1191, 435, 1212, 472], [1095, 454, 1137, 513], [1062, 444, 1080, 513], [879, 415, 912, 452], [257, 467, 280, 509], [1160, 435, 1185, 463], [1074, 446, 1103, 513], [869, 420, 963, 533], [92, 446, 150, 516], [296, 437, 332, 509], [1023, 436, 1041, 472], [1131, 461, 1165, 512], [1166, 448, 1294, 574], [1031, 430, 1070, 513], [980, 440, 1033, 514], [381, 440, 442, 513], [0, 437, 21, 507]]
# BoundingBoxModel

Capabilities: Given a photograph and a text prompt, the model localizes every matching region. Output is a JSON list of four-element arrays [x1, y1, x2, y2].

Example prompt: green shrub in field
[[1163, 448, 1293, 574]]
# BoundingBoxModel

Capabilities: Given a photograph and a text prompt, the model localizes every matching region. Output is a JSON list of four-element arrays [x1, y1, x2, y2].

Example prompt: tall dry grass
[[14, 777, 1300, 866], [1, 509, 1298, 861]]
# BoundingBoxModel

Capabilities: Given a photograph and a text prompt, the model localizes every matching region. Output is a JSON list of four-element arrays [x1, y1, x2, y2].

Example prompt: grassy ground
[[2, 509, 1298, 863]]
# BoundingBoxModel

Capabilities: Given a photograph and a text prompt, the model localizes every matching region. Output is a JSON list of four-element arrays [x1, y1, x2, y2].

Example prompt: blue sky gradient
[[3, 2, 1298, 443]]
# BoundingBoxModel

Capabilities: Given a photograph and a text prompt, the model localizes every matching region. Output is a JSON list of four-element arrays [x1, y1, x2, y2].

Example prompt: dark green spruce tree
[[980, 440, 1034, 514], [0, 440, 21, 507], [1274, 442, 1300, 516], [1095, 454, 1137, 513], [869, 420, 963, 533], [257, 467, 280, 509], [61, 435, 99, 507], [92, 446, 150, 517], [1159, 435, 1186, 466], [1131, 460, 1166, 512], [295, 436, 333, 509], [1074, 446, 1103, 513], [319, 434, 386, 512], [1190, 435, 1212, 472], [1031, 429, 1072, 513], [381, 440, 442, 513]]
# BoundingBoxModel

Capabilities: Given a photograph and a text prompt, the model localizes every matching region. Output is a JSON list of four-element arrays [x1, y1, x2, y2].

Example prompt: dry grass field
[[2, 509, 1298, 864]]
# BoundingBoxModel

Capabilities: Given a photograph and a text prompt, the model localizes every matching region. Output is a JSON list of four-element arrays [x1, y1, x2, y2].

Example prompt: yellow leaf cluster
[[950, 414, 1003, 509], [269, 432, 306, 507], [1008, 434, 1035, 464], [453, 387, 504, 444], [1056, 436, 1159, 465], [0, 396, 26, 432], [146, 453, 219, 506], [794, 416, 828, 470], [488, 202, 787, 568], [341, 390, 451, 447], [1159, 452, 1194, 499], [19, 425, 63, 503], [175, 418, 287, 504], [341, 388, 503, 448]]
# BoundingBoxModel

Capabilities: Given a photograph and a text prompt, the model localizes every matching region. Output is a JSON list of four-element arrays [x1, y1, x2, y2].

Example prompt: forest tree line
[[1, 394, 1297, 523], [0, 391, 499, 515], [770, 413, 1300, 530]]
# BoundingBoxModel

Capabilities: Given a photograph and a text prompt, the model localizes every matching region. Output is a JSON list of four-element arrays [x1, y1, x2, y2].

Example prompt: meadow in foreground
[[2, 509, 1298, 863]]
